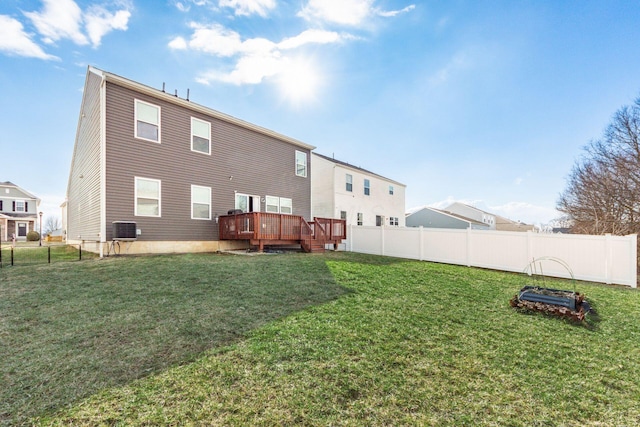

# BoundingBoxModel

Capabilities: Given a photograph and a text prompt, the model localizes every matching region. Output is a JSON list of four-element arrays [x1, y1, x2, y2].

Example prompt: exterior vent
[[112, 221, 137, 240]]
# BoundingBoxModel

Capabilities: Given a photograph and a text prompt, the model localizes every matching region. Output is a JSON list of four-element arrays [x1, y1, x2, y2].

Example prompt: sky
[[2, 0, 640, 227]]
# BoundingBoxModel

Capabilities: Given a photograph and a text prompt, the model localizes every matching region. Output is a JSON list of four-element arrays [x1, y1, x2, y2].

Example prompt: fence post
[[466, 228, 472, 267], [380, 225, 385, 256], [48, 246, 51, 264], [79, 244, 82, 261], [605, 234, 612, 284], [419, 226, 424, 261], [11, 246, 14, 266]]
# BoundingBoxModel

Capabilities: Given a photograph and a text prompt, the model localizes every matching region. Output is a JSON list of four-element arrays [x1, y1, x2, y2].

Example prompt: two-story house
[[0, 181, 40, 241], [444, 202, 497, 230], [311, 153, 406, 228], [66, 66, 314, 254]]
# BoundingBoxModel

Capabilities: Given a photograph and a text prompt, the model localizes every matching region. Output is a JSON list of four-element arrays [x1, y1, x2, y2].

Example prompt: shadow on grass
[[0, 252, 349, 426]]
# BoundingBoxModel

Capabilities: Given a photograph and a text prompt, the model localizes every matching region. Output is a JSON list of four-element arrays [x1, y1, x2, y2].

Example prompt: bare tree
[[557, 96, 640, 238], [44, 215, 61, 235]]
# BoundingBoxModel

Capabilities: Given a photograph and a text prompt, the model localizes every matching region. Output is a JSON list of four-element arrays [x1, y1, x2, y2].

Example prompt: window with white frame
[[265, 196, 280, 213], [280, 197, 292, 214], [135, 100, 160, 142], [340, 210, 347, 220], [346, 174, 353, 192], [364, 179, 370, 196], [389, 185, 394, 195], [135, 177, 161, 217], [295, 151, 307, 177], [357, 212, 363, 226], [191, 185, 211, 220], [265, 196, 292, 214], [389, 217, 399, 226], [14, 200, 25, 212], [191, 117, 211, 154]]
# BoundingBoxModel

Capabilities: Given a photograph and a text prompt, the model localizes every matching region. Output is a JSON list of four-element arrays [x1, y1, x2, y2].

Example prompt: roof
[[88, 66, 315, 151], [0, 181, 40, 201], [312, 152, 406, 186], [409, 206, 487, 227]]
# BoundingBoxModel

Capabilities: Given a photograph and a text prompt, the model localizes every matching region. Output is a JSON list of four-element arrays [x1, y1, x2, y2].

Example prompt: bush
[[26, 231, 40, 241]]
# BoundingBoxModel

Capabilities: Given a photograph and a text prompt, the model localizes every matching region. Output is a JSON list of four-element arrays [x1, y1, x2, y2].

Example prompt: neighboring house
[[406, 206, 490, 230], [311, 153, 406, 227], [66, 66, 314, 254], [0, 181, 41, 241], [444, 202, 497, 230], [495, 214, 536, 232]]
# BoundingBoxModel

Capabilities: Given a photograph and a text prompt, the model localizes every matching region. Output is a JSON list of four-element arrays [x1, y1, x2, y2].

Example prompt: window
[[376, 215, 383, 226], [135, 100, 160, 142], [14, 201, 25, 212], [346, 174, 353, 192], [235, 194, 260, 212], [135, 177, 161, 217], [389, 217, 399, 226], [389, 185, 394, 195], [266, 196, 279, 213], [364, 179, 370, 196], [191, 117, 211, 154], [266, 196, 293, 214], [357, 212, 363, 226], [295, 151, 307, 177], [340, 210, 347, 220], [191, 185, 211, 220]]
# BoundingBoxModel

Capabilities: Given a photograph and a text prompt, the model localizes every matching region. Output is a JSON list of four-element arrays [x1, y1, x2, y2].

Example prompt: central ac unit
[[112, 221, 137, 240]]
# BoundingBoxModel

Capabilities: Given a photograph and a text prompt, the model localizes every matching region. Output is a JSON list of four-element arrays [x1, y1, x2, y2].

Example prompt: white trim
[[134, 177, 161, 217], [191, 185, 211, 220], [190, 117, 211, 155], [100, 73, 107, 244], [89, 66, 315, 151], [295, 150, 307, 178], [134, 99, 161, 143]]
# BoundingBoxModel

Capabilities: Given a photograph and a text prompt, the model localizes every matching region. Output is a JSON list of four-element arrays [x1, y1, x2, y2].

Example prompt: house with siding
[[66, 66, 315, 254], [0, 181, 41, 241], [311, 153, 406, 228], [444, 202, 535, 232], [406, 206, 490, 230]]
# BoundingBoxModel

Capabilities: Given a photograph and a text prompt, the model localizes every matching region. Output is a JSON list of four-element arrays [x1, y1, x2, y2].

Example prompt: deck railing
[[219, 212, 346, 243]]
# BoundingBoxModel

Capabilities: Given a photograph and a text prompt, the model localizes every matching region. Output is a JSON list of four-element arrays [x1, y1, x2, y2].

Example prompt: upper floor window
[[191, 117, 211, 154], [135, 177, 161, 217], [191, 185, 211, 220], [295, 151, 307, 177], [135, 100, 160, 142], [14, 200, 26, 212], [346, 174, 353, 192], [364, 179, 370, 196], [389, 185, 394, 195]]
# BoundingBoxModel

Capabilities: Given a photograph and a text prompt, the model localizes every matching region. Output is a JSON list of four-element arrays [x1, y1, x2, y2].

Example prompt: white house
[[311, 153, 406, 227]]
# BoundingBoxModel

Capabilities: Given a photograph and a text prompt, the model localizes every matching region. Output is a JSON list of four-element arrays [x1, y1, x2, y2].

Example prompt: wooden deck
[[218, 212, 346, 253]]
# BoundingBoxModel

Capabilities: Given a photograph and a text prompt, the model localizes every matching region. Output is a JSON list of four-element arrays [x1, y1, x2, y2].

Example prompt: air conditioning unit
[[112, 221, 137, 240]]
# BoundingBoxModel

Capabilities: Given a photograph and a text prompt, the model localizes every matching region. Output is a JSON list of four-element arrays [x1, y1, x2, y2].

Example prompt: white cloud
[[0, 15, 59, 60], [377, 4, 415, 18], [298, 0, 415, 27], [22, 0, 131, 49], [24, 0, 88, 45], [278, 29, 344, 50], [219, 0, 276, 17], [171, 23, 348, 86], [298, 0, 374, 26], [85, 7, 131, 47]]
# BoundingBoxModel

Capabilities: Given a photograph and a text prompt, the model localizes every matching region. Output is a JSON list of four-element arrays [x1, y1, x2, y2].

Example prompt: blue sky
[[2, 0, 640, 226]]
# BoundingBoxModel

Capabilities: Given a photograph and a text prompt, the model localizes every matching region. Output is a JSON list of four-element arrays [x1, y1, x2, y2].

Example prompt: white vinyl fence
[[347, 226, 638, 288]]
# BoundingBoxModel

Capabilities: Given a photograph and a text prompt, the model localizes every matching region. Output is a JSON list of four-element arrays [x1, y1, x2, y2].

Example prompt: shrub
[[26, 231, 40, 241]]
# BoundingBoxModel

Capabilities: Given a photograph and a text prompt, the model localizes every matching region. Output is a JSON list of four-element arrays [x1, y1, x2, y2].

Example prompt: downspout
[[99, 71, 107, 258]]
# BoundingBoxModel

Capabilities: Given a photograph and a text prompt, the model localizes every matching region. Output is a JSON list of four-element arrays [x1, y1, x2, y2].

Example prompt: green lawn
[[2, 252, 639, 426]]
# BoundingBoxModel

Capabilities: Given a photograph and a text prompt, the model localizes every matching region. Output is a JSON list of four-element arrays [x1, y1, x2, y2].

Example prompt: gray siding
[[103, 82, 311, 241], [407, 208, 470, 229], [66, 71, 103, 241]]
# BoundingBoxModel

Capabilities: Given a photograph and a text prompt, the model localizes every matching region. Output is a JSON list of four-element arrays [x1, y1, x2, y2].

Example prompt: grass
[[0, 244, 94, 267], [1, 252, 639, 426]]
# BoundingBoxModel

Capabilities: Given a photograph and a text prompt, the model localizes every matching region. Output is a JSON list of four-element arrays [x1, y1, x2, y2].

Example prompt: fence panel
[[0, 245, 83, 267], [348, 225, 637, 287]]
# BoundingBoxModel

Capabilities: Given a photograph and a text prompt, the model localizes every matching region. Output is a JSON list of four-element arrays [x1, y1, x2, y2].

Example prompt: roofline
[[88, 66, 315, 151], [411, 206, 487, 226], [0, 181, 40, 202], [312, 152, 406, 186]]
